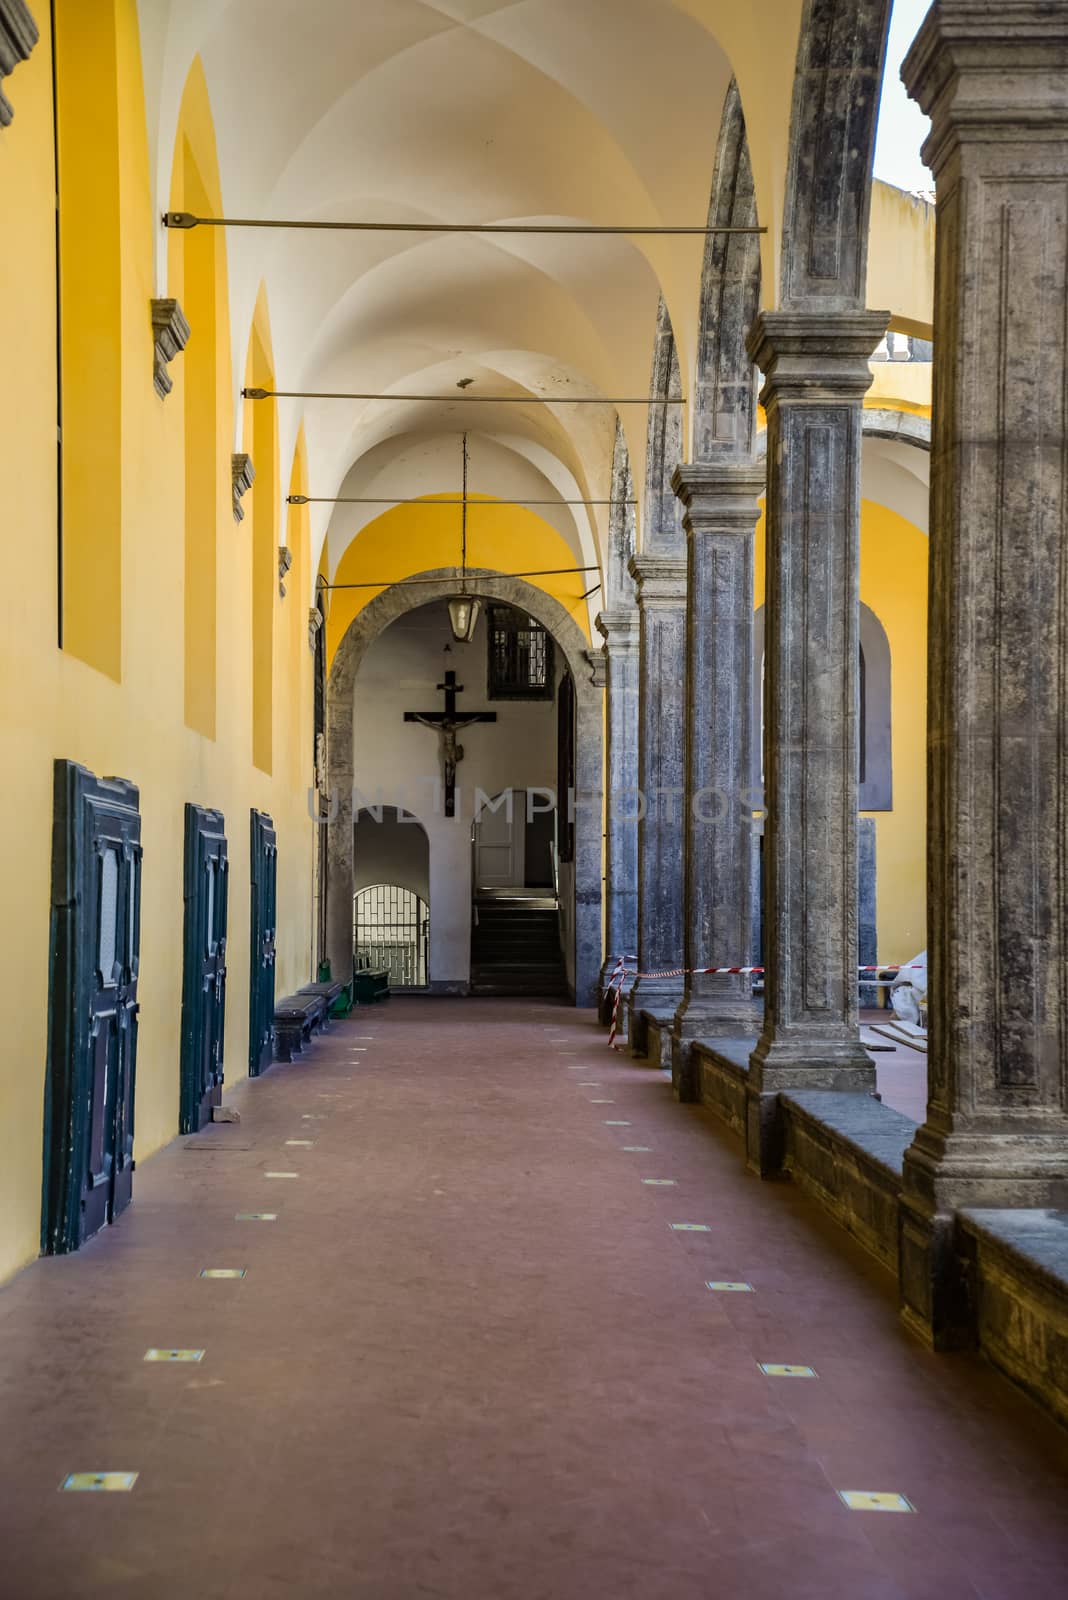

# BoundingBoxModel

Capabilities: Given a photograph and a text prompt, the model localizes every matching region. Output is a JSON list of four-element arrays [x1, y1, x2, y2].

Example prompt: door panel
[[475, 790, 525, 889], [44, 762, 142, 1254], [249, 810, 277, 1077], [180, 805, 229, 1134]]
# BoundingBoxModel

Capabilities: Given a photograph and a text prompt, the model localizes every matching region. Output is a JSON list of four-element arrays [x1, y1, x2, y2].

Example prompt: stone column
[[898, 0, 1068, 1347], [325, 706, 355, 984], [626, 554, 688, 1051], [744, 309, 888, 1170], [596, 610, 641, 1021], [670, 461, 765, 1099]]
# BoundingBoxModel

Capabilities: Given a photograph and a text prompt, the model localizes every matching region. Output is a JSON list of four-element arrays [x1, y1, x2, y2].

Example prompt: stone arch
[[694, 80, 762, 458], [326, 570, 604, 1004], [643, 297, 685, 554], [605, 418, 637, 609], [779, 0, 893, 309]]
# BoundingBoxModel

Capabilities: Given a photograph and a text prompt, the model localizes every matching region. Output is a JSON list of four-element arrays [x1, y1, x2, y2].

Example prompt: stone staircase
[[470, 893, 570, 998]]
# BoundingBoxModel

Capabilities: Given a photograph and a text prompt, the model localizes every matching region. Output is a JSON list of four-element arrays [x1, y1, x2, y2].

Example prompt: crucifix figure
[[404, 670, 497, 817]]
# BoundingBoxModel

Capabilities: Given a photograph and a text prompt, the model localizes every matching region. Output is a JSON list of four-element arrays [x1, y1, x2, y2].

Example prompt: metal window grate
[[487, 605, 554, 700], [354, 884, 428, 988]]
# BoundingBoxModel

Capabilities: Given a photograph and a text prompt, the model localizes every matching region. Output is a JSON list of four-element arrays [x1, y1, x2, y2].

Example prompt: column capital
[[595, 609, 640, 645], [671, 460, 766, 534], [903, 1, 1068, 174], [628, 552, 687, 604], [746, 310, 889, 403]]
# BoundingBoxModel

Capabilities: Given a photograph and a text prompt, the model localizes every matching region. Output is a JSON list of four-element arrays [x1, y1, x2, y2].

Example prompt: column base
[[745, 1031, 877, 1176], [898, 1125, 1068, 1349], [671, 998, 763, 1104], [627, 986, 683, 1065]]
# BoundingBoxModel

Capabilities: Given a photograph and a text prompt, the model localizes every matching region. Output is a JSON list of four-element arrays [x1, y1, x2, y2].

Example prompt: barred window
[[487, 605, 554, 700]]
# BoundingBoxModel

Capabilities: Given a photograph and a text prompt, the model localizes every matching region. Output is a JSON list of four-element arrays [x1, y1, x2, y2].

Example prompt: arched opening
[[354, 805, 430, 992], [327, 574, 602, 1004]]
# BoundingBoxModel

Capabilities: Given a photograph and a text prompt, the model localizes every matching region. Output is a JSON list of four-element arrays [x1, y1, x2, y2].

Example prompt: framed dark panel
[[486, 605, 555, 701], [248, 809, 277, 1077], [43, 760, 142, 1254], [180, 804, 229, 1134]]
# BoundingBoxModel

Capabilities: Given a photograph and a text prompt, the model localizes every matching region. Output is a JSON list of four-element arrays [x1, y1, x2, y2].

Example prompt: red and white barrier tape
[[606, 959, 925, 1051]]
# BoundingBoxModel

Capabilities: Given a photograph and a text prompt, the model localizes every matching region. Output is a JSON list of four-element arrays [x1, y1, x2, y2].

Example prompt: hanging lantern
[[447, 593, 480, 642], [448, 431, 479, 642]]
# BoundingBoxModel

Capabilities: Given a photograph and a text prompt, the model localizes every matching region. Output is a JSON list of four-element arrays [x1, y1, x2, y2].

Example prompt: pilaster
[[596, 610, 641, 1013], [627, 555, 688, 1029], [898, 0, 1068, 1348], [744, 307, 888, 1170], [670, 461, 765, 1099]]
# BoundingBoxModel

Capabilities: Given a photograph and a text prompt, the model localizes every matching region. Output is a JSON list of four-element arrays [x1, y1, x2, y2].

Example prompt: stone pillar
[[325, 704, 355, 983], [596, 610, 641, 1021], [626, 554, 688, 1047], [898, 0, 1068, 1348], [744, 309, 888, 1170], [670, 461, 765, 1099]]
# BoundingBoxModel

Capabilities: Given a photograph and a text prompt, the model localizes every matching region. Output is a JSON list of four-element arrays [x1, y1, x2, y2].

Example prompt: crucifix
[[404, 670, 497, 817]]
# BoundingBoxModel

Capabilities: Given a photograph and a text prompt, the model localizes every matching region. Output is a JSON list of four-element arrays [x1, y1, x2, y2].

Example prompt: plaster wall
[[351, 603, 559, 985], [0, 6, 314, 1286]]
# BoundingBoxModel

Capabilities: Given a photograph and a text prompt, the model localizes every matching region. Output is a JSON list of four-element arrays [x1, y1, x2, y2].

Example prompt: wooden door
[[474, 790, 525, 889], [248, 809, 277, 1077], [180, 804, 229, 1133], [44, 761, 142, 1254]]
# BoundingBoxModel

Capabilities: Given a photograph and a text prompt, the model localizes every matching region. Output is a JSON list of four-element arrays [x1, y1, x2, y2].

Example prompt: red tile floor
[[1, 999, 1066, 1599]]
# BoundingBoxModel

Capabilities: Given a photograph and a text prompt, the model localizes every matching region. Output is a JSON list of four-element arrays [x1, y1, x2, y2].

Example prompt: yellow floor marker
[[235, 1213, 276, 1222], [642, 1178, 676, 1186], [61, 1473, 138, 1493], [838, 1491, 915, 1513], [589, 1098, 615, 1104], [264, 1171, 299, 1179], [199, 1268, 246, 1279], [670, 1223, 711, 1232], [623, 1146, 653, 1152], [144, 1349, 204, 1363], [707, 1281, 753, 1292], [285, 1139, 314, 1146], [759, 1363, 817, 1377], [604, 1120, 631, 1126]]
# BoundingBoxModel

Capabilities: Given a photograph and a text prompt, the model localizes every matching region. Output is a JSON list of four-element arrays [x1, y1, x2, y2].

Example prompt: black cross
[[404, 670, 497, 817]]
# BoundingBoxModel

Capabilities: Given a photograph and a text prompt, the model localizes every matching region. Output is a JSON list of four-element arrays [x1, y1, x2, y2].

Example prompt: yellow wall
[[326, 498, 594, 668], [0, 10, 314, 1285], [753, 495, 928, 965], [867, 181, 936, 342]]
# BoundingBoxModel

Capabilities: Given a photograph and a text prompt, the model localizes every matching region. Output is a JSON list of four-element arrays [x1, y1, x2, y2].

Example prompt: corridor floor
[[2, 1001, 1067, 1600]]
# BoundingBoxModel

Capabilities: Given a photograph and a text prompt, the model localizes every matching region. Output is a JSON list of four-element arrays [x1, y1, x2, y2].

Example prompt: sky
[[873, 0, 933, 193]]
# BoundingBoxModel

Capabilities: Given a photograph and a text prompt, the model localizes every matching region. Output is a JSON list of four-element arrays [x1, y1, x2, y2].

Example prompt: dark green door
[[248, 809, 277, 1076], [180, 804, 229, 1133], [44, 761, 142, 1254]]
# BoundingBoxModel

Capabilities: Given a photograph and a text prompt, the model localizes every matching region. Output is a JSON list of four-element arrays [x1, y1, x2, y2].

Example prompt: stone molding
[[903, 0, 1068, 178], [0, 0, 38, 130], [595, 609, 640, 646], [747, 310, 891, 400], [628, 552, 687, 603], [150, 298, 190, 400], [583, 648, 607, 689], [308, 607, 324, 650], [277, 545, 293, 597], [231, 454, 255, 523], [672, 460, 766, 532]]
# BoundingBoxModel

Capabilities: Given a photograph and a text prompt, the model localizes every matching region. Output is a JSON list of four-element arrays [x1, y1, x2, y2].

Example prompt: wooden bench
[[273, 992, 329, 1062], [298, 979, 346, 1017], [353, 952, 390, 1005]]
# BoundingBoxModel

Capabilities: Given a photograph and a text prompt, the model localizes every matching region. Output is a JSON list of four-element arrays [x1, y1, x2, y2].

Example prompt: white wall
[[352, 600, 559, 984]]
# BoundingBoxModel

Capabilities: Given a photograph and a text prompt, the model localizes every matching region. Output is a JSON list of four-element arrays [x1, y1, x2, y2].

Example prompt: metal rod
[[319, 565, 600, 592], [287, 494, 637, 507], [246, 387, 683, 405], [164, 211, 765, 237]]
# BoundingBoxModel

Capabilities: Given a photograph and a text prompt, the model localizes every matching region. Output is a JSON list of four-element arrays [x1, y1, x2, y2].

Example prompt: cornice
[[150, 298, 190, 399], [232, 454, 255, 523]]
